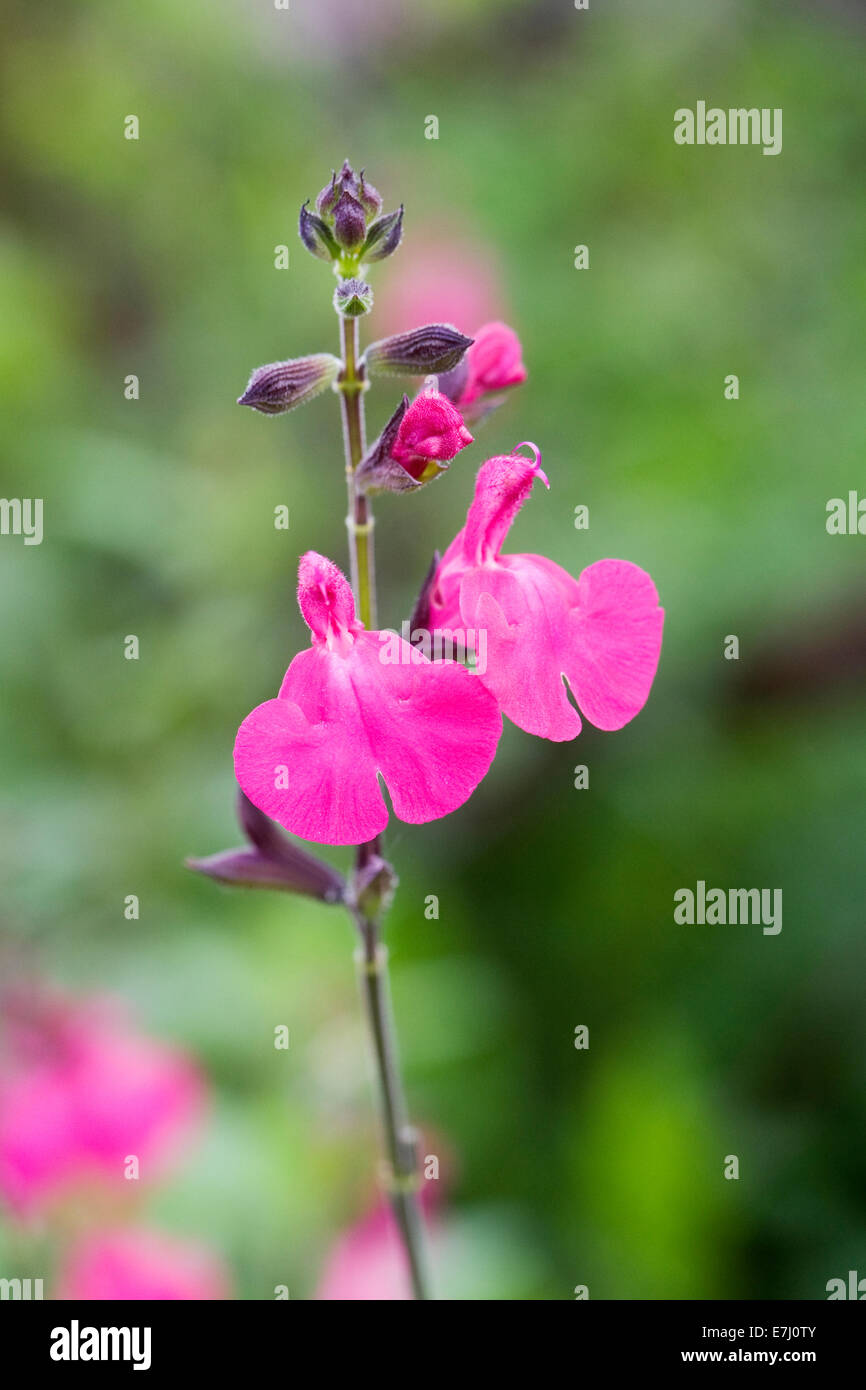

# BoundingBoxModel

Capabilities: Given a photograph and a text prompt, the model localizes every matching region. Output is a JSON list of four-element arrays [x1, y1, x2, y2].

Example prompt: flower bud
[[299, 201, 339, 261], [391, 390, 473, 480], [334, 277, 374, 317], [186, 792, 346, 903], [356, 169, 382, 218], [316, 169, 341, 219], [356, 390, 473, 493], [364, 324, 473, 377], [332, 191, 367, 252], [362, 206, 403, 262], [459, 321, 527, 407], [238, 353, 341, 415]]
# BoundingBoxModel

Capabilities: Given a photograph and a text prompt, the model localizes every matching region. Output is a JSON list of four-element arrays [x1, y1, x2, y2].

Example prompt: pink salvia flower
[[58, 1228, 230, 1301], [316, 1180, 440, 1300], [0, 988, 204, 1216], [316, 1201, 416, 1301], [459, 321, 527, 407], [390, 390, 473, 482], [233, 552, 502, 845], [429, 445, 664, 742]]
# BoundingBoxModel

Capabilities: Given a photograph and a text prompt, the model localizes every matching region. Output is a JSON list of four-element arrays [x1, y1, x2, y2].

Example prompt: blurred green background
[[1, 0, 865, 1298]]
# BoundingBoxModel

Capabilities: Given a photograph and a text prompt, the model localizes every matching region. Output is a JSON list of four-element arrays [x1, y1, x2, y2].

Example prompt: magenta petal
[[561, 558, 664, 731], [345, 632, 501, 824], [458, 554, 663, 740], [235, 634, 501, 845], [234, 651, 388, 846], [459, 559, 582, 741]]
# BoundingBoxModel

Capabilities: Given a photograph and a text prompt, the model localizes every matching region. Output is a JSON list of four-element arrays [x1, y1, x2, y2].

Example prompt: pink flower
[[390, 390, 473, 482], [429, 446, 664, 741], [316, 1193, 438, 1301], [0, 987, 204, 1216], [376, 234, 503, 337], [234, 552, 501, 845], [459, 322, 527, 407], [316, 1203, 412, 1300], [57, 1227, 230, 1301]]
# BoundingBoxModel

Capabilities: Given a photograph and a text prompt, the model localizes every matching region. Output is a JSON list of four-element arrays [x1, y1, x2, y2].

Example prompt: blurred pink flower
[[58, 1227, 229, 1301], [0, 987, 204, 1216], [376, 234, 504, 337], [317, 1197, 436, 1301], [459, 321, 527, 406]]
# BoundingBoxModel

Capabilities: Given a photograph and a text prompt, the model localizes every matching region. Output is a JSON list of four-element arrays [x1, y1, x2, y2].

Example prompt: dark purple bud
[[357, 169, 383, 218], [355, 396, 422, 494], [299, 201, 339, 261], [339, 158, 358, 188], [362, 206, 403, 262], [364, 324, 473, 377], [316, 170, 340, 219], [334, 277, 373, 318], [238, 353, 340, 415], [409, 551, 441, 637], [332, 191, 367, 251], [186, 792, 346, 903]]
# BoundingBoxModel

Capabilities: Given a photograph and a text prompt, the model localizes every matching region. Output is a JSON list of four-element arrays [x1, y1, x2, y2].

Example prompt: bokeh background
[[1, 0, 865, 1298]]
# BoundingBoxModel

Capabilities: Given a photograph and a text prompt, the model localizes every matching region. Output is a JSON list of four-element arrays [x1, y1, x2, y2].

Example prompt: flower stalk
[[337, 302, 430, 1299]]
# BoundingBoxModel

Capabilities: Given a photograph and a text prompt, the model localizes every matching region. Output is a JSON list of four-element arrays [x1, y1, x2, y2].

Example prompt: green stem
[[337, 309, 431, 1300], [338, 315, 376, 628]]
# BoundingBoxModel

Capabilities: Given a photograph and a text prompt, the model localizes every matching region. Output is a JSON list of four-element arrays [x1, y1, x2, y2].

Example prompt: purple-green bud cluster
[[300, 160, 403, 268]]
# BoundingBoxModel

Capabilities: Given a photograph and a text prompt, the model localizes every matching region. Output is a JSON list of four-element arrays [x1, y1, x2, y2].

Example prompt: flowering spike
[[238, 354, 341, 415], [362, 206, 403, 262], [299, 201, 339, 261], [364, 325, 473, 377]]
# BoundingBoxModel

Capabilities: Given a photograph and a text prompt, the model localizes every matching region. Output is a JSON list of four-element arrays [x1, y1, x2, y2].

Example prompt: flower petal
[[235, 635, 501, 846], [458, 555, 663, 740], [234, 650, 388, 846], [347, 632, 501, 825], [458, 558, 582, 741], [561, 558, 664, 731]]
